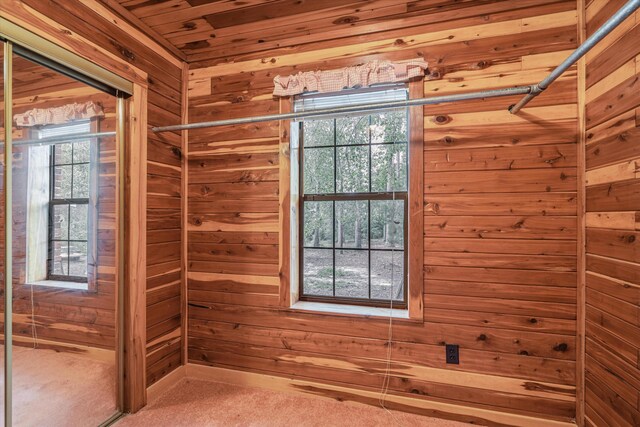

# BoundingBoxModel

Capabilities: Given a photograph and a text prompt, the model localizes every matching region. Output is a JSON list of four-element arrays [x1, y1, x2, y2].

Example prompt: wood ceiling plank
[[93, 0, 187, 61], [202, 0, 368, 29], [185, 0, 573, 63], [170, 1, 406, 51], [165, 27, 216, 46], [122, 0, 190, 19], [114, 0, 576, 66], [210, 0, 407, 39], [156, 18, 213, 39], [158, 2, 396, 53], [190, 10, 575, 77], [141, 0, 279, 27]]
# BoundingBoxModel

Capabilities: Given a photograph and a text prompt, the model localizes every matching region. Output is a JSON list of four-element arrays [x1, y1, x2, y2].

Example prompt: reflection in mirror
[[0, 48, 118, 425]]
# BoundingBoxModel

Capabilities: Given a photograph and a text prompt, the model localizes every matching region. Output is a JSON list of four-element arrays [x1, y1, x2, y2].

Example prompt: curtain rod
[[509, 0, 640, 113], [152, 0, 640, 132], [0, 131, 116, 147]]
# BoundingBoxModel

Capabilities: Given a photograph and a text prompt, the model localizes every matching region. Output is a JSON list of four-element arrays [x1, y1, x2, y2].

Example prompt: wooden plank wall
[[9, 0, 186, 387], [583, 1, 640, 426], [186, 1, 580, 424]]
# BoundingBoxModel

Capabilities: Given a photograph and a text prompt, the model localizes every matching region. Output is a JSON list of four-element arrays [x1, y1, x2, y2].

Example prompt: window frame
[[29, 119, 100, 290], [297, 111, 410, 308], [279, 79, 424, 320], [47, 135, 91, 283]]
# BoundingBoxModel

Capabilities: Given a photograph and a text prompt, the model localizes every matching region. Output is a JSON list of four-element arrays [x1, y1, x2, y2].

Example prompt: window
[[26, 120, 97, 288], [296, 87, 409, 308]]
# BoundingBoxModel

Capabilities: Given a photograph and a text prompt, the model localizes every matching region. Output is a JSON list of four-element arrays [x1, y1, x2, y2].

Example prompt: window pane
[[69, 204, 88, 240], [73, 140, 90, 163], [371, 143, 407, 192], [335, 200, 368, 249], [371, 110, 407, 143], [336, 115, 368, 145], [51, 241, 68, 275], [72, 163, 90, 198], [336, 145, 368, 193], [54, 165, 72, 198], [370, 200, 404, 249], [68, 241, 88, 277], [335, 250, 368, 299], [52, 205, 69, 240], [303, 147, 334, 194], [297, 89, 409, 306], [303, 201, 332, 248], [303, 119, 334, 147], [303, 249, 333, 296], [371, 250, 404, 301], [54, 143, 73, 164]]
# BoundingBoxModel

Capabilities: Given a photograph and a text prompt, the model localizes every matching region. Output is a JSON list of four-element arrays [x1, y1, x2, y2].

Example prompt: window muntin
[[297, 87, 409, 307], [41, 121, 92, 282]]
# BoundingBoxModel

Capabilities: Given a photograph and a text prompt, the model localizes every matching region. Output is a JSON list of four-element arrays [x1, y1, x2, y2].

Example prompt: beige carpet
[[118, 378, 470, 427], [0, 345, 117, 427]]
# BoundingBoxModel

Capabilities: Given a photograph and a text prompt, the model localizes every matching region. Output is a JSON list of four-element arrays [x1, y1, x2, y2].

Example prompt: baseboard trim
[[184, 363, 577, 427], [147, 365, 186, 403]]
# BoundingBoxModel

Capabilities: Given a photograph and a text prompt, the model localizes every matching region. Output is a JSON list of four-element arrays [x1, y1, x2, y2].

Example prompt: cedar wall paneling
[[12, 0, 185, 387], [583, 1, 640, 426], [187, 1, 579, 424]]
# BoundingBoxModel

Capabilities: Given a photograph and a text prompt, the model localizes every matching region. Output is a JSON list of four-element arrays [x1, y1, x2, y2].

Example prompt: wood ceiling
[[114, 0, 547, 65]]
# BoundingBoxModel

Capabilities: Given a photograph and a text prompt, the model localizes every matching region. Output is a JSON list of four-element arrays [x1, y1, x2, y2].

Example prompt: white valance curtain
[[272, 60, 428, 96], [14, 101, 104, 127]]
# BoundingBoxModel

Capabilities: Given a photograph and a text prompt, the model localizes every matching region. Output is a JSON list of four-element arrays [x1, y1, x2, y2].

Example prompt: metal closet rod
[[153, 86, 533, 132], [510, 0, 640, 113], [152, 0, 640, 133], [0, 131, 115, 147]]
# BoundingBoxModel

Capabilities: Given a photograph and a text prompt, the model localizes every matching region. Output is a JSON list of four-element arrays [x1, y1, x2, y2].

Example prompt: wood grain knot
[[425, 202, 440, 214], [111, 41, 135, 61], [428, 69, 442, 79], [434, 115, 450, 124], [333, 16, 359, 25], [553, 343, 568, 352]]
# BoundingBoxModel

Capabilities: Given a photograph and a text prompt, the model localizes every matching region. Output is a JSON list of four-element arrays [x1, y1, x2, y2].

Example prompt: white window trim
[[25, 121, 93, 288], [289, 86, 410, 314], [25, 279, 89, 291], [291, 301, 408, 318]]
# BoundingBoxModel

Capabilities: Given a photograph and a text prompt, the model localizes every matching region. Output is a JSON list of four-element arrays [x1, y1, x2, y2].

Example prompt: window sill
[[25, 280, 88, 291], [290, 301, 409, 319]]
